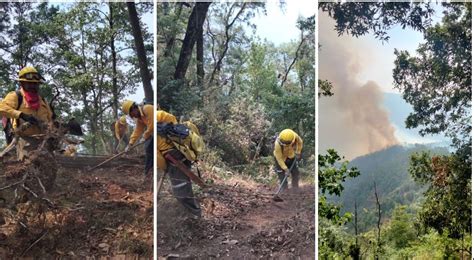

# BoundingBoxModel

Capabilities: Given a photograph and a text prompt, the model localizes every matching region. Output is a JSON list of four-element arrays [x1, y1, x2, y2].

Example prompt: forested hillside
[[334, 145, 449, 232]]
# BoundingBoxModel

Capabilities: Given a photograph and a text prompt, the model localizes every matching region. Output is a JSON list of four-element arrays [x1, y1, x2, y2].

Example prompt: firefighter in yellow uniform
[[273, 129, 303, 190], [63, 144, 77, 157], [157, 110, 201, 217], [0, 66, 54, 159], [112, 115, 129, 153], [122, 100, 153, 176]]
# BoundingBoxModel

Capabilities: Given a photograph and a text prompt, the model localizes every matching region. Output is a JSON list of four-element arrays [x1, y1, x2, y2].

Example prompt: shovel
[[272, 158, 298, 202]]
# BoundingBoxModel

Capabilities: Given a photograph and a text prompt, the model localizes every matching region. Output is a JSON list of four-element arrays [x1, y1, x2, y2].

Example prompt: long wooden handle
[[164, 153, 206, 188], [89, 141, 144, 171], [156, 170, 167, 199], [274, 158, 298, 196]]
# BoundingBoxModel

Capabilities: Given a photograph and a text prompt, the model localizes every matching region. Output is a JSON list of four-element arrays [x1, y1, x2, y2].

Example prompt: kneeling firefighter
[[157, 110, 204, 217], [273, 129, 303, 190]]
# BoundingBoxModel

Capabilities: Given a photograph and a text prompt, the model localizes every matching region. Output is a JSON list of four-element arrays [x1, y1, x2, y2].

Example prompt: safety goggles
[[20, 73, 43, 81], [278, 138, 293, 146]]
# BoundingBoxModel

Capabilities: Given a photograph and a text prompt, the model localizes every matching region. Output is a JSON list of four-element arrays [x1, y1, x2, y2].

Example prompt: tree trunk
[[127, 2, 154, 103], [196, 21, 204, 93], [208, 3, 247, 87], [280, 30, 305, 89], [374, 182, 382, 260], [174, 2, 210, 81], [163, 3, 184, 59], [109, 3, 119, 119]]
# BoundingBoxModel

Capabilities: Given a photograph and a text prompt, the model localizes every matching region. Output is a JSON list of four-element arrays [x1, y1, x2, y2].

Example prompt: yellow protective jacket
[[114, 120, 128, 140], [63, 144, 77, 157], [156, 110, 178, 171], [129, 104, 154, 145], [0, 89, 53, 136], [273, 130, 303, 171]]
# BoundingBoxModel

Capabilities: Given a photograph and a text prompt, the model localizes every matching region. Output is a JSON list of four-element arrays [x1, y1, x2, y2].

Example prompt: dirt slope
[[0, 159, 153, 258], [158, 177, 315, 259]]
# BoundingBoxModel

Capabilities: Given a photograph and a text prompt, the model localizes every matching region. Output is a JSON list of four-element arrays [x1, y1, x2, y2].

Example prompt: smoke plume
[[318, 12, 399, 160]]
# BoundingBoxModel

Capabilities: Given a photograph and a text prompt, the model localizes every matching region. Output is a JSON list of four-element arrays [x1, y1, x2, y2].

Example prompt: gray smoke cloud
[[318, 12, 399, 160]]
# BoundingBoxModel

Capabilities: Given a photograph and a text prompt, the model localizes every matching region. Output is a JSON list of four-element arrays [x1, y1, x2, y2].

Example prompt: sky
[[252, 0, 315, 45]]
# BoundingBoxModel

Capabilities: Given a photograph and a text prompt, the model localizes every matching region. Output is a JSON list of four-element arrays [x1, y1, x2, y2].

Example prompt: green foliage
[[318, 218, 351, 259], [158, 3, 315, 171], [318, 79, 333, 97], [409, 151, 471, 239], [391, 230, 471, 259], [319, 2, 434, 41], [319, 149, 360, 224], [385, 206, 417, 249], [337, 145, 449, 232], [393, 3, 472, 153]]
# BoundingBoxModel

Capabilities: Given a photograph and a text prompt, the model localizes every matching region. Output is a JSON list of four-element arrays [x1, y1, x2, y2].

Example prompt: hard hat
[[17, 66, 44, 83], [278, 129, 295, 145], [157, 110, 162, 121], [121, 100, 135, 115], [119, 115, 127, 125]]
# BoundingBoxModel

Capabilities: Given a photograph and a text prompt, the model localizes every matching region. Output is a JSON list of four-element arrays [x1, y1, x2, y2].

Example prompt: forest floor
[[157, 174, 315, 259], [0, 156, 153, 258]]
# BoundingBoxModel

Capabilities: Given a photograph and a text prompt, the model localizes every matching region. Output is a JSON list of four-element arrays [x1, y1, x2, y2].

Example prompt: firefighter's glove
[[19, 113, 39, 125], [296, 153, 303, 162]]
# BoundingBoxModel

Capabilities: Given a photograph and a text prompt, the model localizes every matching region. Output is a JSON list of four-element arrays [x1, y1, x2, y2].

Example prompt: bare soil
[[157, 177, 315, 259]]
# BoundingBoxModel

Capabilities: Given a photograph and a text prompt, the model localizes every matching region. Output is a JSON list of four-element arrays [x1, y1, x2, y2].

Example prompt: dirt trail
[[158, 177, 315, 259], [0, 158, 153, 258]]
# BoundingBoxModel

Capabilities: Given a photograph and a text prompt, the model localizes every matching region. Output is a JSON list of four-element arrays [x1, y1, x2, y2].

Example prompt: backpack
[[157, 122, 205, 162], [271, 133, 280, 150], [2, 90, 23, 144]]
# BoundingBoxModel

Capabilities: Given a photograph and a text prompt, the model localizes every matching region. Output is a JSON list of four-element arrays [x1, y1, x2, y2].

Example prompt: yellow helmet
[[121, 100, 135, 115], [157, 110, 178, 124], [17, 66, 43, 83], [119, 115, 127, 125], [278, 129, 295, 145]]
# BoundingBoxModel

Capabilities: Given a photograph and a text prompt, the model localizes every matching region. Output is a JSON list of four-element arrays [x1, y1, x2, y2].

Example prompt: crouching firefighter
[[121, 100, 153, 176], [157, 110, 205, 218], [111, 115, 129, 153], [273, 129, 303, 190], [0, 66, 54, 160]]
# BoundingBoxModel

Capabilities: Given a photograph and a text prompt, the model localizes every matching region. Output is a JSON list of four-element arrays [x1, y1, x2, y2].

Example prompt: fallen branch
[[21, 230, 48, 256], [0, 179, 25, 191]]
